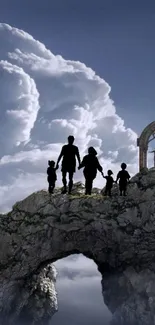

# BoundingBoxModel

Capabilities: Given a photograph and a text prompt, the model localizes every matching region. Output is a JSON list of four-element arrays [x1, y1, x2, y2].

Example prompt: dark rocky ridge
[[0, 167, 155, 324]]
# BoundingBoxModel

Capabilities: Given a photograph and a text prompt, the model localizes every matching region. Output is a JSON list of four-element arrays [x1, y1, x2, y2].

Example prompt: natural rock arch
[[137, 121, 155, 171], [1, 172, 155, 324]]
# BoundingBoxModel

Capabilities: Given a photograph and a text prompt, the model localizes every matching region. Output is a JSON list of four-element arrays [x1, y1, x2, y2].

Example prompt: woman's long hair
[[88, 147, 97, 156]]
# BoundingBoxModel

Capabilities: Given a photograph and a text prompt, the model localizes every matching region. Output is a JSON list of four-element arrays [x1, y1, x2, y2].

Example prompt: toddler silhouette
[[103, 170, 114, 197], [47, 160, 57, 194]]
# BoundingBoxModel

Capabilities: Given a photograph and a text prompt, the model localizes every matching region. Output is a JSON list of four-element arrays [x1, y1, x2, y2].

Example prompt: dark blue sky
[[0, 0, 155, 134], [0, 3, 155, 324]]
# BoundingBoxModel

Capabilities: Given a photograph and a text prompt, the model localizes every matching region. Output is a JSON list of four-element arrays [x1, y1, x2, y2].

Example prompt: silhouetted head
[[88, 147, 97, 156], [48, 160, 55, 167], [108, 169, 113, 175], [68, 135, 75, 145], [121, 162, 127, 170]]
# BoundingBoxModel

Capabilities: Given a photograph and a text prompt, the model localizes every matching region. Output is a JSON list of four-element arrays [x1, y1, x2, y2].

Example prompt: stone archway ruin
[[137, 121, 155, 171]]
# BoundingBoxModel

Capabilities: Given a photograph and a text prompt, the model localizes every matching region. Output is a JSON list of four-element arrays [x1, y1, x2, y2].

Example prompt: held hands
[[56, 164, 59, 170]]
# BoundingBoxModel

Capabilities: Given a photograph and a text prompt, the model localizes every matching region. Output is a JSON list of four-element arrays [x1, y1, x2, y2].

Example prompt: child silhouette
[[103, 170, 114, 197], [47, 160, 57, 194], [116, 163, 130, 196]]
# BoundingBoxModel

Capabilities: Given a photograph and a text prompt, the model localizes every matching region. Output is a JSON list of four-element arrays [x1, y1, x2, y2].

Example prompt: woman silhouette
[[78, 147, 103, 195]]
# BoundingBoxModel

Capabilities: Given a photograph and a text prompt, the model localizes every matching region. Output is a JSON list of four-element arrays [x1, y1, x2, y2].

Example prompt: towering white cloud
[[0, 23, 139, 212], [0, 60, 40, 154]]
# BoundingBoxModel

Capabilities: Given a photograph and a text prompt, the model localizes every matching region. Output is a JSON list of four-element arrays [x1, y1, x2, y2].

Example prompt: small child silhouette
[[103, 170, 114, 197], [116, 163, 130, 196], [47, 160, 57, 194]]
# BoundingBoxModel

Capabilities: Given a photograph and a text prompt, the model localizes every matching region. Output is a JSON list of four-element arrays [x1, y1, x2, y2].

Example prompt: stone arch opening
[[15, 252, 155, 325], [52, 253, 112, 325], [13, 252, 112, 325], [137, 121, 155, 171]]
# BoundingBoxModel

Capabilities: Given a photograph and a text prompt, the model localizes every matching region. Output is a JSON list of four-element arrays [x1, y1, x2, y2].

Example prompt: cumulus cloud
[[0, 60, 40, 155], [0, 22, 141, 212], [55, 254, 99, 279]]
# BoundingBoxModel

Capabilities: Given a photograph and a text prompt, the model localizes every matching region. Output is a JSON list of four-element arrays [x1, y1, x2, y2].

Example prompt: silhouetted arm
[[126, 171, 131, 181], [96, 158, 103, 173], [127, 172, 131, 180], [76, 147, 81, 166], [56, 146, 64, 168], [78, 156, 86, 169], [116, 171, 120, 183]]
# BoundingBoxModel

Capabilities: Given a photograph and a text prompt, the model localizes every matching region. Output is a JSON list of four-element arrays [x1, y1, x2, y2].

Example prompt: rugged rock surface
[[1, 167, 155, 324], [103, 266, 155, 325], [0, 264, 57, 325]]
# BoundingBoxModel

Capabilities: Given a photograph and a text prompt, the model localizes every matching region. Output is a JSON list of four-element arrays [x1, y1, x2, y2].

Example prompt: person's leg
[[62, 171, 67, 193], [68, 171, 74, 194], [119, 184, 122, 196], [51, 182, 55, 194], [87, 177, 93, 195], [48, 184, 51, 194], [108, 188, 112, 197], [47, 177, 50, 193], [123, 184, 127, 196], [48, 182, 54, 194], [89, 173, 96, 195], [90, 178, 94, 195], [104, 186, 108, 196], [83, 172, 88, 195], [85, 177, 89, 195]]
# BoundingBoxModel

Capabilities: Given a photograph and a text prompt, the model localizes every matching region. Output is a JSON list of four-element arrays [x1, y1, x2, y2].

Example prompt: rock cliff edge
[[1, 168, 155, 324]]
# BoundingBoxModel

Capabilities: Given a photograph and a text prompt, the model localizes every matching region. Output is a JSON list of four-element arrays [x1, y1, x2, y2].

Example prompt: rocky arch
[[0, 189, 136, 283], [137, 121, 155, 171], [1, 172, 155, 324]]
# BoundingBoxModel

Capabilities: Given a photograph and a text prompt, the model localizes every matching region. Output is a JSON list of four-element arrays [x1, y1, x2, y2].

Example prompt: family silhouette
[[47, 136, 130, 196]]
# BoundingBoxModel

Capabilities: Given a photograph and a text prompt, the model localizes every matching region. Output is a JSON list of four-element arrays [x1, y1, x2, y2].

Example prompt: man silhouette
[[56, 136, 81, 194]]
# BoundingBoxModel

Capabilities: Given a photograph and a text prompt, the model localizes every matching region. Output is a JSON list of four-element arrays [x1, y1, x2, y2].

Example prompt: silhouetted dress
[[79, 154, 102, 194]]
